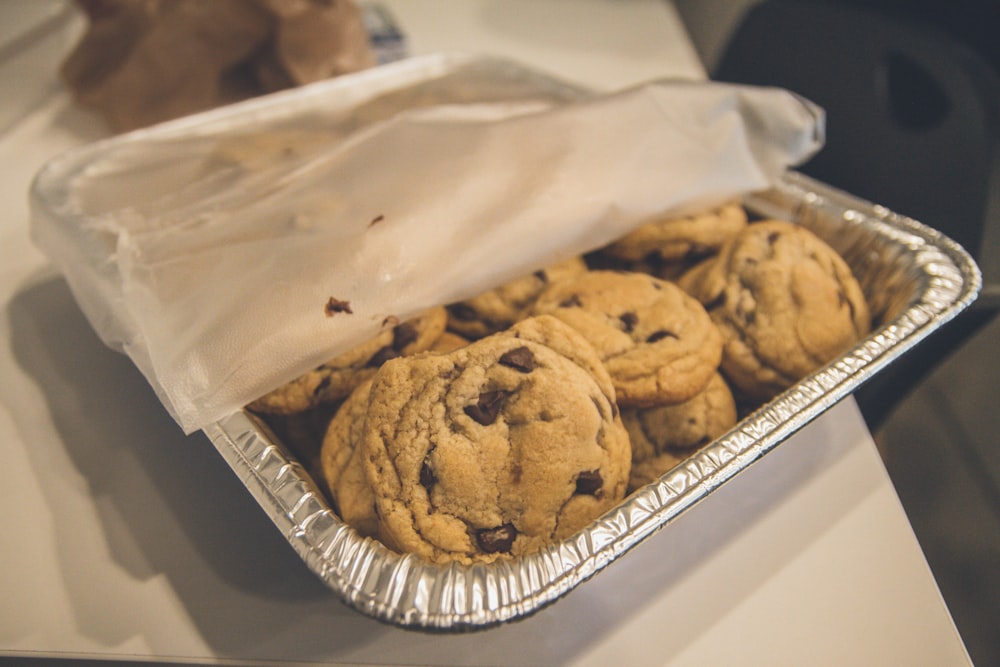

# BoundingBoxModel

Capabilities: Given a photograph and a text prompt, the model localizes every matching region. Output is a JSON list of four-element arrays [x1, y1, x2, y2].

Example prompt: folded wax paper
[[31, 56, 824, 433]]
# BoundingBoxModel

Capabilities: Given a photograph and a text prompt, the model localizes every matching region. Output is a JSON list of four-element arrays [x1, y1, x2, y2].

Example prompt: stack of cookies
[[248, 202, 872, 564]]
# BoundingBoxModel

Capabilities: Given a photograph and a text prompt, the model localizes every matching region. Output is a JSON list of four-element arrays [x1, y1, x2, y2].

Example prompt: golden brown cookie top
[[530, 270, 723, 407], [685, 220, 871, 401], [362, 315, 631, 564]]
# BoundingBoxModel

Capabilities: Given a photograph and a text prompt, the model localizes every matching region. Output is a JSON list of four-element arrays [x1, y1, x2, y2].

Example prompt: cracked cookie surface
[[362, 315, 630, 564], [247, 306, 448, 415], [680, 220, 871, 402], [530, 270, 723, 407]]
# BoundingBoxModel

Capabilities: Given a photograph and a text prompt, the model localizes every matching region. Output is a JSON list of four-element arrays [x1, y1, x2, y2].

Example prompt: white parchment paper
[[32, 57, 824, 433]]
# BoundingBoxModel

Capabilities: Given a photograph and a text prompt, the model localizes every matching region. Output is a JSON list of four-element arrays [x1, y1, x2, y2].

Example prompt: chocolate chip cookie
[[681, 220, 871, 402], [247, 306, 448, 415], [362, 315, 631, 564], [446, 256, 588, 339], [599, 201, 748, 279], [623, 372, 737, 491], [530, 270, 723, 407]]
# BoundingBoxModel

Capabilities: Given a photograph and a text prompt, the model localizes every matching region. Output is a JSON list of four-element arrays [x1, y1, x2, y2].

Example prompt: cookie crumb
[[325, 297, 353, 316]]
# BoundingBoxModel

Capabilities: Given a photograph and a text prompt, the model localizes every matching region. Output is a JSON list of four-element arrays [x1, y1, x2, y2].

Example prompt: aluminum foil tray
[[204, 174, 979, 631], [35, 51, 981, 631]]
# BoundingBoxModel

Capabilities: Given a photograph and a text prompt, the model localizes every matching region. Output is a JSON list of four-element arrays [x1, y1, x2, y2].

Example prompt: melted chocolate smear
[[619, 311, 638, 333], [464, 390, 508, 425], [476, 523, 517, 553], [447, 303, 478, 322], [393, 321, 418, 350], [575, 470, 603, 496], [499, 346, 535, 372], [646, 330, 678, 343]]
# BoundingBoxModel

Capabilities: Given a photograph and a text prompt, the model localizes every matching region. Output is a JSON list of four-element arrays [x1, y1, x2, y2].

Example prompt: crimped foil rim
[[204, 171, 981, 630]]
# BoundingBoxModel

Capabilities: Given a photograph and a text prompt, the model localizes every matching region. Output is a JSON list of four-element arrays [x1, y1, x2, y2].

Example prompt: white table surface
[[0, 1, 971, 665]]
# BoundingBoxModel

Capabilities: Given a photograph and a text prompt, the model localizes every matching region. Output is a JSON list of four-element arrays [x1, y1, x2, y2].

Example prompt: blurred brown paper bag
[[61, 0, 376, 132]]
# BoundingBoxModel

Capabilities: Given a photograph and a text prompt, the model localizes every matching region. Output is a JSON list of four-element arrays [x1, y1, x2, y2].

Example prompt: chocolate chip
[[575, 470, 603, 496], [367, 345, 399, 367], [312, 375, 331, 396], [392, 321, 418, 350], [705, 293, 726, 311], [419, 460, 436, 491], [464, 390, 508, 425], [499, 346, 535, 372], [642, 251, 670, 270], [447, 303, 478, 321], [476, 523, 517, 553], [369, 214, 385, 227], [559, 294, 583, 308], [324, 296, 352, 316], [533, 269, 548, 282], [619, 311, 638, 333], [510, 462, 523, 484], [684, 243, 713, 262], [646, 330, 678, 343]]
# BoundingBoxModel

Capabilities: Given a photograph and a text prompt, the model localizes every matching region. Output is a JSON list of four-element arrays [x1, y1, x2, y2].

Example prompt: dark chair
[[712, 0, 1000, 431]]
